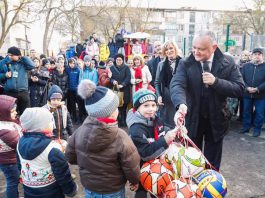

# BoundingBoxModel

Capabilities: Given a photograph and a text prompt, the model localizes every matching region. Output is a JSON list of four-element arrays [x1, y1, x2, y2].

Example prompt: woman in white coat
[[130, 55, 152, 96]]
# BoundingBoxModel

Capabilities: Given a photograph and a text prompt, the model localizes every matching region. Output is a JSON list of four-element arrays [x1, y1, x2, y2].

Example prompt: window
[[189, 24, 195, 35], [179, 24, 184, 31], [165, 11, 176, 18], [190, 12, 195, 23]]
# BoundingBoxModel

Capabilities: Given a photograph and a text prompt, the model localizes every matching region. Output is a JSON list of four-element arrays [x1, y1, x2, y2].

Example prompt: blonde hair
[[161, 41, 181, 57], [133, 55, 144, 66]]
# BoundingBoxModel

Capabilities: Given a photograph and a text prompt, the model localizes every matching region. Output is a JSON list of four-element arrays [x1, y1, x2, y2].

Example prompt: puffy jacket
[[17, 132, 77, 198], [0, 56, 35, 92], [0, 95, 22, 164], [65, 116, 140, 194], [65, 65, 80, 91], [99, 44, 110, 62], [126, 109, 169, 163], [52, 71, 68, 99], [29, 67, 50, 107], [242, 62, 265, 99], [79, 67, 98, 85]]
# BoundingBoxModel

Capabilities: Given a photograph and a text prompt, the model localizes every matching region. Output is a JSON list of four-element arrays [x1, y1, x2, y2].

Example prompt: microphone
[[202, 62, 210, 88]]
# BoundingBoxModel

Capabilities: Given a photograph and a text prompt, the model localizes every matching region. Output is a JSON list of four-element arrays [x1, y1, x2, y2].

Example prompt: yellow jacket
[[99, 43, 110, 62]]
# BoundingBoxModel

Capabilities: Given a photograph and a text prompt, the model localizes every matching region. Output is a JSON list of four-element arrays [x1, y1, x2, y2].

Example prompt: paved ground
[[1, 120, 265, 198]]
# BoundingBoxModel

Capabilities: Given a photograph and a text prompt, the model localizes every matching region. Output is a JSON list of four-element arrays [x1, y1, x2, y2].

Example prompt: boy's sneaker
[[253, 132, 260, 137], [240, 129, 249, 134]]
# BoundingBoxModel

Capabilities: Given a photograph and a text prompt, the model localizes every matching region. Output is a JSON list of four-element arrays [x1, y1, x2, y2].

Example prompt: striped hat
[[78, 80, 119, 118], [133, 89, 157, 110]]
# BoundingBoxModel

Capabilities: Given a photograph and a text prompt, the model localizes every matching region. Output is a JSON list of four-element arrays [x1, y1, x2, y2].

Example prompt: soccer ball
[[163, 143, 184, 164], [173, 147, 205, 178], [140, 158, 174, 196], [164, 179, 203, 198], [193, 169, 227, 198]]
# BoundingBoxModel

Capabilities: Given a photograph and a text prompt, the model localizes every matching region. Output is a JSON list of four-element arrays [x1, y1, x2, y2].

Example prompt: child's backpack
[[98, 68, 110, 87]]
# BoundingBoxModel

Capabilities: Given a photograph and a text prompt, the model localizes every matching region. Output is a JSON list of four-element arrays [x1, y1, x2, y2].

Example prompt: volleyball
[[193, 169, 227, 198]]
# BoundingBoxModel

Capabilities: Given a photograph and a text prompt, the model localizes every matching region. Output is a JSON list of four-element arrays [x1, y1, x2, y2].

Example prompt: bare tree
[[214, 0, 265, 35], [0, 0, 35, 48], [37, 0, 83, 54]]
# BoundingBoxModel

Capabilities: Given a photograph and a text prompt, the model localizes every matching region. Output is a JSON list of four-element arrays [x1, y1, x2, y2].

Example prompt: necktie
[[202, 61, 210, 73]]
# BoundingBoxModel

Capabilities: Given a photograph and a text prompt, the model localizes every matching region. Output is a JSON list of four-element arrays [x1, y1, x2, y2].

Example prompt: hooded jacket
[[126, 109, 169, 163], [65, 116, 140, 193], [17, 132, 77, 198], [0, 95, 22, 164]]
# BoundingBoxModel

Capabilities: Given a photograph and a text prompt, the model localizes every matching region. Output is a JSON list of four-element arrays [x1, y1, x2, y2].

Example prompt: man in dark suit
[[170, 31, 245, 170]]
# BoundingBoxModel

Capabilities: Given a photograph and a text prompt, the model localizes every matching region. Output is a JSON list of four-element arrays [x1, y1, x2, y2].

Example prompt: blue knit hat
[[48, 85, 63, 100], [78, 80, 119, 117], [133, 89, 157, 110]]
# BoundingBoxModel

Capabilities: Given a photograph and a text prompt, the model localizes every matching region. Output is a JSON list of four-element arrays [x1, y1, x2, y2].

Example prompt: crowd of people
[[0, 29, 264, 198]]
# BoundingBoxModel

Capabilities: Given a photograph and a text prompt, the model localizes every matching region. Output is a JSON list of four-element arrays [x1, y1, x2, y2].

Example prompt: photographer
[[0, 46, 35, 114], [29, 57, 50, 107]]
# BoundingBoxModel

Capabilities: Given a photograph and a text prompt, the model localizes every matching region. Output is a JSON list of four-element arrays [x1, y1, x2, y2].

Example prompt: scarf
[[97, 117, 117, 124], [133, 65, 143, 91]]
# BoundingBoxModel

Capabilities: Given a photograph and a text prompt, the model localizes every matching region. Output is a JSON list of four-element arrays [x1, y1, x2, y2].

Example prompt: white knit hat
[[20, 107, 54, 132]]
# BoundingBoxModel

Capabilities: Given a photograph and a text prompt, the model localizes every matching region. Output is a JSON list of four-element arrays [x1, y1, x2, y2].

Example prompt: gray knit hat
[[20, 107, 54, 132], [78, 79, 119, 118]]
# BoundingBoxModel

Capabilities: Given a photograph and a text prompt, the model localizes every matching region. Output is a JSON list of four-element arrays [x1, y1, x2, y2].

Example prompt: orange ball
[[140, 159, 174, 196], [164, 179, 203, 198]]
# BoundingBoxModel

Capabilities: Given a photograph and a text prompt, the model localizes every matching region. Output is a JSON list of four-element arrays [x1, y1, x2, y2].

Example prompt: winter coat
[[44, 84, 73, 139], [66, 46, 76, 60], [17, 132, 77, 198], [99, 43, 110, 62], [0, 95, 22, 164], [43, 103, 73, 140], [132, 44, 142, 56], [79, 67, 98, 85], [65, 65, 80, 91], [115, 33, 125, 49], [147, 43, 154, 56], [97, 67, 110, 87], [155, 56, 181, 127], [126, 109, 170, 163], [170, 48, 245, 142], [130, 65, 152, 96], [29, 67, 50, 107], [0, 56, 35, 92], [52, 71, 69, 99], [76, 44, 83, 57], [147, 56, 161, 86], [110, 64, 131, 104], [108, 41, 116, 58], [65, 116, 140, 194], [86, 43, 99, 58], [241, 62, 265, 99]]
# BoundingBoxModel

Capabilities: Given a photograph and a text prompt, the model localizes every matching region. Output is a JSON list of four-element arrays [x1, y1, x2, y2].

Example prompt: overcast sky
[[131, 0, 254, 11]]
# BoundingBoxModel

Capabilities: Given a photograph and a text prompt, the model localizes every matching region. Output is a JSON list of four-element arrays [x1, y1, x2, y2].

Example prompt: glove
[[174, 104, 187, 126]]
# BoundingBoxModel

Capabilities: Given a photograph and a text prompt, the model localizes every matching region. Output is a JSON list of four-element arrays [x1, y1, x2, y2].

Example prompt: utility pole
[[183, 37, 186, 57], [225, 24, 230, 52]]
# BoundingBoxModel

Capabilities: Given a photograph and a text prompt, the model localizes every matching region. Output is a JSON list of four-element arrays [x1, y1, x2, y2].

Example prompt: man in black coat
[[241, 48, 265, 137], [170, 31, 245, 170]]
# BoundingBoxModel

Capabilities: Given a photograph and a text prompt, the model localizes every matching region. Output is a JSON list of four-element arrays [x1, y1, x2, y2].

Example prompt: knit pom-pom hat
[[78, 79, 119, 118]]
